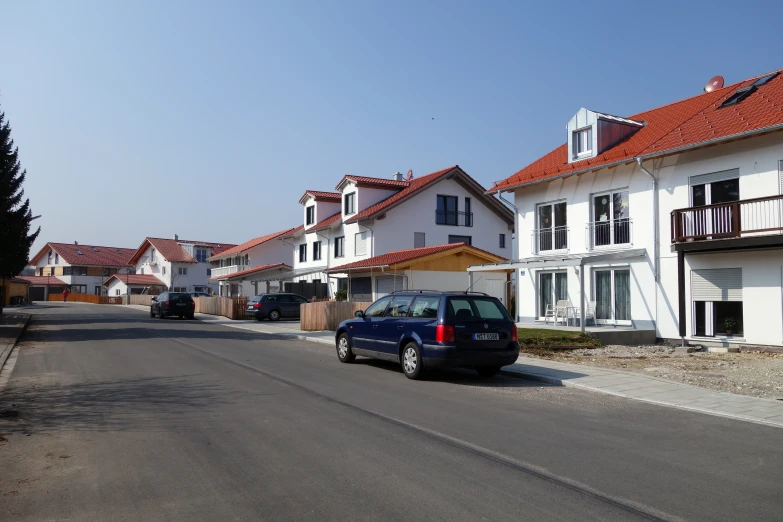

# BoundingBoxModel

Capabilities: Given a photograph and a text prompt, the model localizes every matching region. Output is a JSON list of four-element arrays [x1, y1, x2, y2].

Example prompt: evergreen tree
[[0, 105, 40, 313]]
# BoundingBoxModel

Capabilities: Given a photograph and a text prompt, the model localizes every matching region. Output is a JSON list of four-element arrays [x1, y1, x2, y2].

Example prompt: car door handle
[[372, 325, 378, 329], [397, 326, 404, 330]]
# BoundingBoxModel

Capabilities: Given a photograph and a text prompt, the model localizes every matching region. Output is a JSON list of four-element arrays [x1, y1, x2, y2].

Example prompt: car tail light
[[164, 300, 170, 306], [512, 327, 518, 342], [254, 302, 261, 309], [435, 324, 455, 343]]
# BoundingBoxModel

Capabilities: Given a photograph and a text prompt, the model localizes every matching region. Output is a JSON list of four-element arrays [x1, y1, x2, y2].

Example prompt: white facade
[[291, 171, 514, 297], [209, 235, 294, 296], [510, 130, 783, 346], [31, 249, 129, 296], [133, 243, 216, 294]]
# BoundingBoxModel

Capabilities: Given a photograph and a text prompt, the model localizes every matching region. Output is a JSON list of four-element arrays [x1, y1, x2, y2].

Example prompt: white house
[[473, 68, 783, 348], [207, 227, 299, 296], [103, 274, 167, 296], [261, 166, 515, 299], [28, 242, 134, 297], [127, 236, 237, 294]]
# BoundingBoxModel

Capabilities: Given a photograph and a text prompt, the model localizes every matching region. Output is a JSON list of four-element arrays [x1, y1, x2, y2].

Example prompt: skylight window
[[720, 85, 756, 108], [91, 247, 99, 252], [76, 249, 83, 255], [751, 72, 779, 88]]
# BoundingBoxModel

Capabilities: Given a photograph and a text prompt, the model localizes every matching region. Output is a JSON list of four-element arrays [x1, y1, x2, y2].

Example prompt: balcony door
[[593, 268, 630, 325], [537, 202, 567, 252], [538, 272, 567, 319], [690, 177, 739, 238], [592, 191, 630, 247]]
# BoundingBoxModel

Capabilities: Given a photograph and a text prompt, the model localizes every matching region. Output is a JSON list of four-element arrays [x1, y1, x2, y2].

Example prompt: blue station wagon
[[335, 291, 520, 379]]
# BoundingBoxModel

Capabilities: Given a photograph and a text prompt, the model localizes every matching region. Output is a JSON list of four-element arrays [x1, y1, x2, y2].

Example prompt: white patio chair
[[544, 304, 556, 324], [554, 300, 569, 326], [584, 301, 597, 326]]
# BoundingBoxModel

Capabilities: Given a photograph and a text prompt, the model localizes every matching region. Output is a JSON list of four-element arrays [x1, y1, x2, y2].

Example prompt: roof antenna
[[405, 169, 413, 181], [466, 275, 483, 294], [703, 75, 724, 93]]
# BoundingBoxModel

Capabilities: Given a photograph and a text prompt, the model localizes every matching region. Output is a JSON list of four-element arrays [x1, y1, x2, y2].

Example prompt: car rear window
[[249, 296, 262, 302], [169, 293, 193, 303], [446, 297, 510, 322], [409, 296, 440, 318]]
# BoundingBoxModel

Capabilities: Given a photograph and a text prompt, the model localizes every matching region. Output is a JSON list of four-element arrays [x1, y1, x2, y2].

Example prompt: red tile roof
[[208, 227, 299, 260], [15, 275, 66, 285], [103, 274, 166, 287], [29, 243, 135, 267], [299, 191, 342, 204], [335, 175, 410, 190], [492, 69, 783, 192], [8, 277, 30, 285], [129, 238, 237, 265], [312, 211, 342, 231], [326, 243, 503, 272], [279, 224, 305, 239], [209, 263, 291, 281], [345, 166, 459, 223]]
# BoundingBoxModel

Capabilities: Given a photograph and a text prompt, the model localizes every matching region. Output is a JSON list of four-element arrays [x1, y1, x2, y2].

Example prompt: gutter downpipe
[[497, 191, 519, 322], [315, 229, 332, 298], [636, 157, 665, 344]]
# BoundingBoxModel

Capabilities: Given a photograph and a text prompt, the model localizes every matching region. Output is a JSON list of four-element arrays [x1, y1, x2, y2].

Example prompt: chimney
[[174, 234, 179, 241], [392, 171, 404, 181], [74, 241, 78, 245]]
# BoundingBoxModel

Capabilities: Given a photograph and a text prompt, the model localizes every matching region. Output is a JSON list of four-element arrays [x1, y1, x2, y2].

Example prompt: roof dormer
[[566, 108, 644, 163], [299, 190, 341, 230]]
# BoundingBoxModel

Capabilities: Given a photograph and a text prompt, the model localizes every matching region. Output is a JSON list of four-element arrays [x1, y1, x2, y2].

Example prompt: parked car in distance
[[335, 291, 519, 380], [189, 291, 211, 298], [246, 293, 309, 321], [151, 292, 195, 319]]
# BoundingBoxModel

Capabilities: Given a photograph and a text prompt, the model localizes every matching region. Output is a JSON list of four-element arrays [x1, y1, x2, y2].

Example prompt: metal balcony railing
[[586, 218, 633, 250], [671, 194, 783, 243], [532, 226, 569, 253], [435, 210, 473, 227], [210, 265, 248, 278]]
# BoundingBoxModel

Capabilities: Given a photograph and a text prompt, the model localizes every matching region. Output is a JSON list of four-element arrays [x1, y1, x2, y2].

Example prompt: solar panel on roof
[[751, 72, 779, 87]]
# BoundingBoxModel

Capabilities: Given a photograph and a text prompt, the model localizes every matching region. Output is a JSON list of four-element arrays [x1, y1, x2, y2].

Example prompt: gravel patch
[[521, 344, 783, 400]]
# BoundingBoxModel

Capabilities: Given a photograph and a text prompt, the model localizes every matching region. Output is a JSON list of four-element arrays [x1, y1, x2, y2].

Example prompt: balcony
[[586, 218, 633, 250], [435, 210, 473, 227], [210, 265, 248, 278], [671, 195, 783, 243], [141, 256, 158, 266], [532, 226, 569, 253]]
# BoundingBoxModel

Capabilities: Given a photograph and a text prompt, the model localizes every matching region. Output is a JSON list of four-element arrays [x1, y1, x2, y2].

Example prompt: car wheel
[[477, 367, 501, 378], [268, 309, 281, 321], [336, 333, 355, 363], [401, 342, 424, 380], [159, 310, 165, 319]]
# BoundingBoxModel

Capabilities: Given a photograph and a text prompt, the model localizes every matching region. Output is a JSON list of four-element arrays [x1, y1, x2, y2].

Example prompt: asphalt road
[[0, 303, 781, 521]]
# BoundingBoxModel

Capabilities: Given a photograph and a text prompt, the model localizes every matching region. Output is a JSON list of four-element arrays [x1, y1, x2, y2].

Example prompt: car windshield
[[169, 293, 193, 303], [446, 297, 510, 322]]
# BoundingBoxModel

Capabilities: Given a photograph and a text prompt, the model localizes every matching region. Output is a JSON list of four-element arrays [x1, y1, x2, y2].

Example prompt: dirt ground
[[520, 345, 783, 400]]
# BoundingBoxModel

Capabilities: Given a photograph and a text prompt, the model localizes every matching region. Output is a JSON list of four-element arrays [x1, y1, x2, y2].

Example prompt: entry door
[[593, 269, 631, 324], [538, 272, 567, 319]]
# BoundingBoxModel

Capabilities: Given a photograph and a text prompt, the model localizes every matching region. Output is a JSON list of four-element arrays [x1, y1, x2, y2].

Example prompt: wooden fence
[[193, 296, 249, 320], [300, 301, 371, 331], [49, 293, 101, 304], [130, 295, 154, 306]]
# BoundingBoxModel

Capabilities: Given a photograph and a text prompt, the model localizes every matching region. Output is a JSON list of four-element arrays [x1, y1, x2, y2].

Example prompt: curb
[[0, 314, 31, 373], [499, 367, 783, 429]]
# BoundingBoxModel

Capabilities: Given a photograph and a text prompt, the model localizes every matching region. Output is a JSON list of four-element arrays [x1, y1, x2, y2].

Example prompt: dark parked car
[[246, 293, 309, 321], [335, 291, 519, 380], [151, 292, 195, 319]]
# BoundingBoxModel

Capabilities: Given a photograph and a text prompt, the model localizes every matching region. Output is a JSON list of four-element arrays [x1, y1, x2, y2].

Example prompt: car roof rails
[[388, 289, 442, 295]]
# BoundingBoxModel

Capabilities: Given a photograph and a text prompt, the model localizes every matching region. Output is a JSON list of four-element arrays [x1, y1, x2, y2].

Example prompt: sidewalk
[[0, 313, 30, 373], [123, 305, 783, 428]]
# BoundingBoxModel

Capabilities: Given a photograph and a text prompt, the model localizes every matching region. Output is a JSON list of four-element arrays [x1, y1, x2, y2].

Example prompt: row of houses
[[18, 67, 783, 348]]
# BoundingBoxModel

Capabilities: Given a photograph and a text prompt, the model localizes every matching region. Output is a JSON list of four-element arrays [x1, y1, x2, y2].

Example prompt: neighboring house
[[127, 236, 236, 294], [28, 242, 135, 296], [103, 274, 168, 296], [474, 68, 783, 347], [324, 243, 509, 303], [15, 275, 67, 301], [271, 166, 514, 298], [207, 227, 300, 296]]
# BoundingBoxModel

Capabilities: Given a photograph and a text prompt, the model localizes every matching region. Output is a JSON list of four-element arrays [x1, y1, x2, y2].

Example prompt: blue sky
[[2, 0, 782, 255]]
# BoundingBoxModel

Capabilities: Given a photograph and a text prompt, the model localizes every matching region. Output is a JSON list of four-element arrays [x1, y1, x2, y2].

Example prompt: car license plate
[[473, 333, 499, 341], [176, 303, 186, 307]]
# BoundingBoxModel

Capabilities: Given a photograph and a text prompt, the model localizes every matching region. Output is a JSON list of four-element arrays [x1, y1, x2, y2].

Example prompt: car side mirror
[[354, 310, 365, 318], [151, 297, 158, 302]]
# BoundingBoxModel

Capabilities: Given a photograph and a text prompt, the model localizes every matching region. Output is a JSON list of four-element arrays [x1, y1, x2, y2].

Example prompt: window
[[63, 267, 72, 276], [151, 248, 156, 259], [387, 295, 414, 317], [410, 297, 440, 318], [313, 241, 322, 261], [127, 268, 135, 275], [688, 171, 740, 239], [54, 253, 59, 264], [414, 232, 425, 248], [299, 244, 307, 262], [692, 268, 743, 337], [115, 289, 121, 296], [306, 205, 315, 225], [464, 197, 473, 226], [538, 272, 567, 319], [335, 236, 345, 257], [70, 284, 87, 294], [499, 234, 506, 249], [448, 235, 472, 245], [195, 249, 209, 263], [206, 268, 211, 276], [574, 127, 592, 157], [38, 267, 43, 276], [172, 287, 187, 293], [178, 267, 187, 275], [163, 266, 167, 275], [355, 232, 368, 256], [592, 191, 630, 247], [364, 296, 392, 317], [436, 195, 458, 225], [140, 268, 144, 274], [537, 201, 567, 252], [594, 268, 631, 323], [344, 192, 356, 215], [94, 286, 102, 295], [47, 251, 52, 264], [103, 268, 110, 276], [71, 266, 88, 276], [447, 297, 511, 322]]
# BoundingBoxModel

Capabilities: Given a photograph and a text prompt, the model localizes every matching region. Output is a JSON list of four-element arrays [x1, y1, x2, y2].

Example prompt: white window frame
[[535, 200, 568, 253], [590, 189, 631, 249], [591, 266, 631, 325], [178, 267, 187, 275], [574, 127, 592, 157], [536, 270, 568, 321]]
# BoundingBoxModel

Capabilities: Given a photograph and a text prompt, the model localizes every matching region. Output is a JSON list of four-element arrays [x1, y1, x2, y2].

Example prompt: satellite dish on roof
[[405, 169, 413, 181], [704, 75, 725, 93]]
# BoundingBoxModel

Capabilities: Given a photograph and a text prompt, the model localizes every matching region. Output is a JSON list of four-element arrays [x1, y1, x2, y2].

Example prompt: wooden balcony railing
[[671, 194, 783, 243]]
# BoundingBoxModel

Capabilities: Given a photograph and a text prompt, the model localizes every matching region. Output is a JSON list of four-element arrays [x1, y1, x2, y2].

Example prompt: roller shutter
[[691, 268, 742, 302]]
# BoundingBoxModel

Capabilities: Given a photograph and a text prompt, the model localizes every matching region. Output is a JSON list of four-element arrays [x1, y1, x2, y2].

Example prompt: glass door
[[593, 268, 631, 324], [538, 272, 567, 319], [689, 178, 739, 238], [537, 202, 567, 252], [592, 191, 630, 247]]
